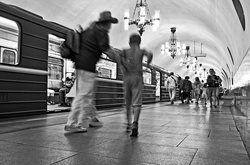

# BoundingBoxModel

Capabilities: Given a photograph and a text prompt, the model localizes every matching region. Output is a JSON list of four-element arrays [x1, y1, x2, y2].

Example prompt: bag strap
[[171, 76, 177, 87]]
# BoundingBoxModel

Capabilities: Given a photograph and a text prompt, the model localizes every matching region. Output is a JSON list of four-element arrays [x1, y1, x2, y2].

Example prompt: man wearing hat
[[65, 11, 119, 132]]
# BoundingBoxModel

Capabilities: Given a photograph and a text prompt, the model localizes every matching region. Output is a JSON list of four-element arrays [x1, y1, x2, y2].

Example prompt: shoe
[[181, 100, 184, 104], [214, 105, 217, 108], [64, 125, 87, 132], [89, 117, 103, 127], [130, 122, 138, 137], [210, 104, 213, 108], [126, 124, 132, 132], [171, 101, 174, 104]]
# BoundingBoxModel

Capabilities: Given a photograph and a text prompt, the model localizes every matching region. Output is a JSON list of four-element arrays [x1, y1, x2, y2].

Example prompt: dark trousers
[[59, 87, 69, 104]]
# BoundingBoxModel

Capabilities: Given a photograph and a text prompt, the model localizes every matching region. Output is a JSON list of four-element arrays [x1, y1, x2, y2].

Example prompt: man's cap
[[97, 11, 118, 24]]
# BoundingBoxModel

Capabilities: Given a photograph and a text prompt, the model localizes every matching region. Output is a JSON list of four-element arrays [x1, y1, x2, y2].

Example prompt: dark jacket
[[74, 23, 110, 73]]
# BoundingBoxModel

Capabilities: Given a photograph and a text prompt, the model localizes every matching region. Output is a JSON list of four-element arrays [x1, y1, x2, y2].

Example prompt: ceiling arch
[[1, 0, 250, 88]]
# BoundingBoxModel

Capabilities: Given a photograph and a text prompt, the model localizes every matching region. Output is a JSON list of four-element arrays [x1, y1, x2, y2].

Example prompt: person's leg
[[59, 88, 66, 105], [130, 76, 143, 137], [168, 88, 173, 103], [183, 92, 187, 103], [187, 92, 190, 103], [76, 71, 97, 127], [195, 90, 199, 104], [172, 87, 176, 104], [65, 70, 95, 132], [208, 88, 213, 107], [211, 88, 217, 107], [214, 87, 219, 107]]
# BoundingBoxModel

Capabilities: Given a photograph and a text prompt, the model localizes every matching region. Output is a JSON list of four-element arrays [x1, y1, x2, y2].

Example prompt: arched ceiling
[[2, 0, 250, 87]]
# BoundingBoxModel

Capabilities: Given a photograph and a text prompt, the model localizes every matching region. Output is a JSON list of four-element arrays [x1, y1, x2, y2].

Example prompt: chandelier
[[180, 42, 207, 68], [124, 0, 160, 36], [161, 27, 181, 59], [180, 46, 191, 68]]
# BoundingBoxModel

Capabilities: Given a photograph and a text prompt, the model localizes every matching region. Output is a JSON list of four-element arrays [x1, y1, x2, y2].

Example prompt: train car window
[[96, 58, 117, 79], [162, 73, 168, 86], [48, 34, 64, 81], [143, 66, 152, 84], [0, 16, 19, 65]]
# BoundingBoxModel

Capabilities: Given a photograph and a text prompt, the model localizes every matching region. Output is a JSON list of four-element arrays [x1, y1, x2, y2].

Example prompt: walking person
[[64, 11, 119, 132], [207, 68, 222, 108], [193, 77, 202, 104], [201, 80, 208, 105], [166, 72, 178, 104], [180, 76, 193, 104], [119, 33, 153, 137]]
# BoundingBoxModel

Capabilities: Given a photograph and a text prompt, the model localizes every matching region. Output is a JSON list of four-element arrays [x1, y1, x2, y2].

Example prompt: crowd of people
[[167, 68, 224, 108]]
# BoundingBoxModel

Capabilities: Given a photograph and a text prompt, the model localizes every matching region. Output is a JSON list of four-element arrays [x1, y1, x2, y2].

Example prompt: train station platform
[[0, 101, 250, 165]]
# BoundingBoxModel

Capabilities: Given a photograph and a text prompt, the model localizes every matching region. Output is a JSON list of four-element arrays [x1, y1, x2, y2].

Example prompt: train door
[[47, 34, 65, 111], [155, 71, 160, 101]]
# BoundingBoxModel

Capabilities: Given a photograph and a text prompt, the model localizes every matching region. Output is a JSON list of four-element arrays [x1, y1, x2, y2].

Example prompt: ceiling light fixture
[[124, 0, 160, 36], [161, 27, 181, 59]]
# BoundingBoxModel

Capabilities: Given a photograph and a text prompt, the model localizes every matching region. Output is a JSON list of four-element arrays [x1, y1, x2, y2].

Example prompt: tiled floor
[[0, 102, 249, 165]]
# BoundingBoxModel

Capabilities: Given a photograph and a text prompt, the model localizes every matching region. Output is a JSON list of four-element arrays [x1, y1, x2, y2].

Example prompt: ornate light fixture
[[124, 0, 160, 36], [196, 68, 208, 81], [179, 46, 193, 68], [161, 27, 181, 59]]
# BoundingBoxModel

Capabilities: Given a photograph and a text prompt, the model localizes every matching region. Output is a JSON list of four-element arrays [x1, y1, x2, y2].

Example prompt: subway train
[[0, 2, 175, 117]]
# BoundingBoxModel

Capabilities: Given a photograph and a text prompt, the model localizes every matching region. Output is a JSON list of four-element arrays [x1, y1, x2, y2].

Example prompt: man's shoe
[[89, 118, 103, 127], [130, 122, 138, 137], [64, 125, 87, 132]]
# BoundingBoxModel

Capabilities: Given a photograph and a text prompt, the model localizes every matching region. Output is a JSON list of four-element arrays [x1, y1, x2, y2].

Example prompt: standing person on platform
[[193, 77, 202, 104], [177, 76, 184, 103], [180, 76, 193, 104], [64, 11, 119, 132], [207, 68, 222, 108], [166, 72, 178, 104], [119, 33, 153, 137], [201, 80, 208, 105]]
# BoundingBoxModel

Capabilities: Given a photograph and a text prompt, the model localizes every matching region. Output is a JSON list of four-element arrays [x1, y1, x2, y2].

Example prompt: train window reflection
[[96, 58, 117, 79], [48, 34, 64, 82], [143, 66, 152, 84], [0, 16, 19, 65]]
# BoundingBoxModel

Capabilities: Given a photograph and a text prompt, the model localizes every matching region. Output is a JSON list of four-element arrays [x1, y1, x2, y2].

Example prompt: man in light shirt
[[166, 72, 178, 104]]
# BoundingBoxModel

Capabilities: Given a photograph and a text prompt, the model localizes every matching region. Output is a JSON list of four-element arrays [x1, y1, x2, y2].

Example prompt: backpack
[[182, 80, 192, 92], [60, 30, 81, 62]]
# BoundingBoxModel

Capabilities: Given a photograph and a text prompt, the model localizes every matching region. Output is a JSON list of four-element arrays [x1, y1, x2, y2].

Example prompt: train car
[[0, 2, 70, 116]]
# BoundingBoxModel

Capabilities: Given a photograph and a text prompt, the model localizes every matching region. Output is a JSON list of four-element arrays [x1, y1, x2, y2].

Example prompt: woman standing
[[193, 77, 202, 104]]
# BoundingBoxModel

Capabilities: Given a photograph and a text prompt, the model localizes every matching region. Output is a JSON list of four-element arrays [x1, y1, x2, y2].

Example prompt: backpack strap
[[170, 76, 177, 87]]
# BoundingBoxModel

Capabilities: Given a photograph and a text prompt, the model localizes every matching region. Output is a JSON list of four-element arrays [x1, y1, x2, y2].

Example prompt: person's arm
[[103, 48, 120, 63], [166, 78, 169, 89], [179, 80, 183, 89], [217, 75, 222, 84], [143, 49, 153, 66]]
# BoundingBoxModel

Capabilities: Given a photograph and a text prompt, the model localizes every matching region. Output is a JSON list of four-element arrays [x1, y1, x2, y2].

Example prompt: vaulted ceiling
[[2, 0, 250, 87]]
